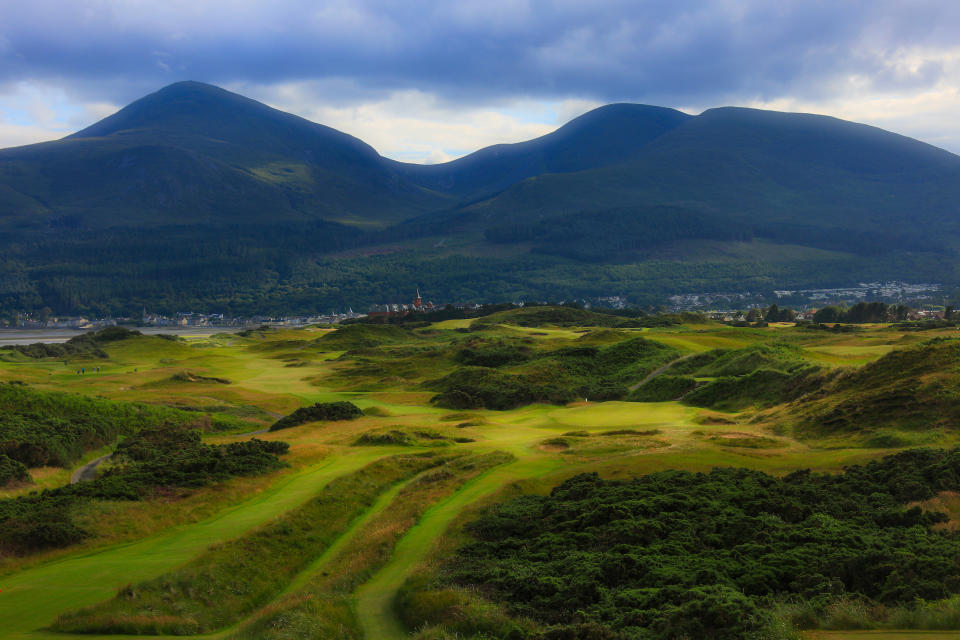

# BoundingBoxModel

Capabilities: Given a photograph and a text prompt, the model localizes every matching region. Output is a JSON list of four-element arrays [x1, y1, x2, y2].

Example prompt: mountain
[[426, 106, 960, 258], [0, 81, 445, 229], [0, 81, 958, 316], [390, 103, 691, 197]]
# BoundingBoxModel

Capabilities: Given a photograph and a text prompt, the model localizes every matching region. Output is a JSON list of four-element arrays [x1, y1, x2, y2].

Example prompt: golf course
[[1, 310, 960, 639]]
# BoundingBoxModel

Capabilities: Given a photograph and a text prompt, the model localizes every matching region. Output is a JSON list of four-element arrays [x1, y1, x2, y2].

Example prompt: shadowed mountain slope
[[423, 106, 960, 258], [391, 103, 691, 197], [0, 82, 446, 229]]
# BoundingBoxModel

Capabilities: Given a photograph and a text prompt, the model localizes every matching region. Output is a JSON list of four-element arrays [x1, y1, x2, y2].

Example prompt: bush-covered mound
[[269, 401, 364, 431], [469, 305, 686, 329], [429, 367, 577, 411], [444, 448, 960, 639], [683, 367, 822, 411], [0, 326, 141, 360], [782, 338, 960, 433], [430, 337, 679, 410], [627, 375, 698, 402], [313, 324, 412, 350], [0, 425, 288, 553], [0, 382, 245, 472]]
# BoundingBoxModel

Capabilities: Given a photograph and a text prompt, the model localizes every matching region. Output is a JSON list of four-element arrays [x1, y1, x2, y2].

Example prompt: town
[[1, 281, 950, 331]]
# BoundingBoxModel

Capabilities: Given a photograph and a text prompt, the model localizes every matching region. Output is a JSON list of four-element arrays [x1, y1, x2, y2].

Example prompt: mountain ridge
[[0, 81, 958, 315]]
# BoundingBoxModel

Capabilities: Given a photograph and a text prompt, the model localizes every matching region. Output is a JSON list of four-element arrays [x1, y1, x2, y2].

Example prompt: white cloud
[[232, 81, 565, 163], [0, 82, 120, 147]]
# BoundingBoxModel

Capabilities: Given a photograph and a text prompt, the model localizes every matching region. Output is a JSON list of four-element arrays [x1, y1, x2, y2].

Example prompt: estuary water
[[0, 327, 244, 346]]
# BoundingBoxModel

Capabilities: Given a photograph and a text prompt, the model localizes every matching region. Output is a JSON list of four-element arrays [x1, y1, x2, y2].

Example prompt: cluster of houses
[[7, 310, 365, 330], [139, 310, 364, 327], [706, 307, 948, 324], [368, 290, 437, 318], [10, 315, 117, 330]]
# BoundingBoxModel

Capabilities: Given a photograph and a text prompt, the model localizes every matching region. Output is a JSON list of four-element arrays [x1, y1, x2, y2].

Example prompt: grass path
[[353, 453, 565, 640], [628, 353, 696, 391], [0, 447, 403, 639]]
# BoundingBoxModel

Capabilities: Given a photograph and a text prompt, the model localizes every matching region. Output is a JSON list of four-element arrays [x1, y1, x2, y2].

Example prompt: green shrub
[[0, 453, 29, 486], [353, 430, 417, 446], [0, 382, 245, 469], [0, 427, 289, 553], [446, 448, 960, 639], [269, 401, 363, 431], [628, 374, 697, 401], [684, 367, 820, 411]]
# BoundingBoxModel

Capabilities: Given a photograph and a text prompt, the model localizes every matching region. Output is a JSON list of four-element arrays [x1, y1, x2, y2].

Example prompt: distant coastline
[[0, 326, 246, 346]]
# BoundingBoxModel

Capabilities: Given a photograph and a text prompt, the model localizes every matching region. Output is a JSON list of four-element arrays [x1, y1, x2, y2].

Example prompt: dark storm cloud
[[1, 0, 958, 107]]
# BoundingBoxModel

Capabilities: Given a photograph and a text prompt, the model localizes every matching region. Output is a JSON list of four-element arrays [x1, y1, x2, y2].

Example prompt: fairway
[[0, 448, 399, 638], [2, 319, 960, 639]]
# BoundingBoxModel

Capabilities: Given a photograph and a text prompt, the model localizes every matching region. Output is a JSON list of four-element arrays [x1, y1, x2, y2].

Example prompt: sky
[[2, 0, 960, 162]]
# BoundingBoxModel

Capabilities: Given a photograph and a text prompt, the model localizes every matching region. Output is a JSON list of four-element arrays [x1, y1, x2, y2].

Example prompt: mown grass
[[53, 452, 445, 635], [226, 451, 514, 640]]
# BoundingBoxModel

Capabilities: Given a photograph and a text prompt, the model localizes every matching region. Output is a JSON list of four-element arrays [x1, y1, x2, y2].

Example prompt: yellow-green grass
[[53, 453, 442, 635], [803, 344, 898, 366], [227, 451, 514, 640], [354, 453, 565, 640], [0, 447, 406, 638]]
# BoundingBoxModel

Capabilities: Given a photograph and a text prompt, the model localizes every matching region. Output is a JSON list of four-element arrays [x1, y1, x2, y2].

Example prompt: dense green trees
[[813, 301, 910, 324]]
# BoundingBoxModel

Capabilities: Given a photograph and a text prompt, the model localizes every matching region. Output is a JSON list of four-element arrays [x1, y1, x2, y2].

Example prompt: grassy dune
[[1, 318, 959, 639]]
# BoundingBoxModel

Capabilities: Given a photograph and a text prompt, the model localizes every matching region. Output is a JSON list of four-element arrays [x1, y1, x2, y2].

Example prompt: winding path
[[69, 453, 112, 484], [628, 354, 697, 392]]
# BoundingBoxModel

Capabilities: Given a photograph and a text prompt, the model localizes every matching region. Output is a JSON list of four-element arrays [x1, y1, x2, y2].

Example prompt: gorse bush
[[0, 454, 29, 486], [446, 448, 960, 639], [429, 336, 678, 410], [0, 425, 289, 553], [0, 382, 246, 471], [269, 401, 363, 431]]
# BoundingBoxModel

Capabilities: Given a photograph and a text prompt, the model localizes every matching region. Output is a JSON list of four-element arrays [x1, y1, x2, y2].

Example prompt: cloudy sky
[[2, 0, 960, 162]]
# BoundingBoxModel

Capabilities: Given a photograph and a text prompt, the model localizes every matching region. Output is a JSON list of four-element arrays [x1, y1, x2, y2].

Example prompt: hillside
[[390, 103, 691, 198], [434, 107, 960, 256], [0, 82, 446, 229], [1, 82, 959, 314]]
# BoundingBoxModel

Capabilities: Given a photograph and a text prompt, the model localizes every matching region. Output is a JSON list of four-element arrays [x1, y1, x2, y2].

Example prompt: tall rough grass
[[227, 451, 514, 640], [52, 452, 444, 635], [771, 595, 960, 632]]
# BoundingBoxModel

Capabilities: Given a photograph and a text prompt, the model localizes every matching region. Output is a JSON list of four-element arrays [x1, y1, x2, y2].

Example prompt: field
[[1, 315, 959, 639]]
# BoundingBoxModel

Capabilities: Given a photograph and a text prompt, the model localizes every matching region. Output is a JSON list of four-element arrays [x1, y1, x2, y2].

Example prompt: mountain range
[[0, 81, 957, 315]]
